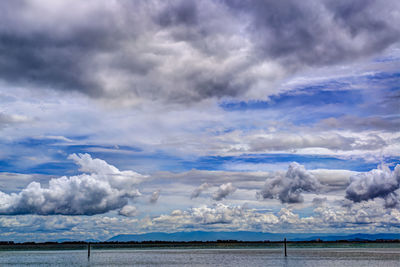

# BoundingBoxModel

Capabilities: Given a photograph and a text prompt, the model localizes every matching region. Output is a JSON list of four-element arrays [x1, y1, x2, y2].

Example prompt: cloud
[[247, 133, 387, 152], [190, 183, 210, 199], [320, 115, 400, 132], [345, 164, 400, 207], [191, 204, 240, 224], [309, 169, 355, 190], [0, 0, 398, 104], [149, 190, 160, 204], [119, 205, 138, 217], [0, 153, 146, 215], [0, 172, 49, 194], [0, 112, 29, 128], [312, 197, 328, 207], [3, 200, 400, 241], [257, 162, 321, 203], [152, 203, 279, 228], [0, 0, 250, 104], [148, 201, 400, 232], [224, 0, 400, 67], [212, 183, 236, 201]]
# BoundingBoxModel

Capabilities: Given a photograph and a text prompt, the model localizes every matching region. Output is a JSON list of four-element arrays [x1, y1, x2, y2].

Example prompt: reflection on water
[[0, 248, 399, 266]]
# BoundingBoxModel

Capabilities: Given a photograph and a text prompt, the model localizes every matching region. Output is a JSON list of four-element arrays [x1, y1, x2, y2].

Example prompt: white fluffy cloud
[[119, 205, 139, 217], [0, 153, 146, 215], [152, 203, 279, 229], [257, 162, 321, 203], [146, 201, 400, 233], [212, 182, 236, 201]]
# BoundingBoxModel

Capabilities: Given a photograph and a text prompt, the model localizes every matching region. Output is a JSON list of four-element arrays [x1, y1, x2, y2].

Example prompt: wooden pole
[[284, 238, 287, 257], [88, 242, 91, 259]]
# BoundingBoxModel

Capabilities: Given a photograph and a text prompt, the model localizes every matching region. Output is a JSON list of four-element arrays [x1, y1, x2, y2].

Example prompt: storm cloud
[[0, 153, 146, 215], [257, 162, 321, 203], [0, 0, 398, 104], [224, 0, 400, 66]]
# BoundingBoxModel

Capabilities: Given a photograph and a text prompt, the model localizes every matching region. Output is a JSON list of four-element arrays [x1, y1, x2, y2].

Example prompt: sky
[[0, 0, 399, 242]]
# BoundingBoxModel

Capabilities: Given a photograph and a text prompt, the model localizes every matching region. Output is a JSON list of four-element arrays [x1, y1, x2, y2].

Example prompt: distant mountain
[[292, 233, 400, 241], [49, 238, 101, 243], [107, 231, 400, 242]]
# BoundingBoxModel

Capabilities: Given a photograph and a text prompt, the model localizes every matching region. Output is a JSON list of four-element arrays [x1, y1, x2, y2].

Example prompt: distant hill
[[292, 233, 400, 242], [50, 238, 101, 243], [107, 231, 400, 242]]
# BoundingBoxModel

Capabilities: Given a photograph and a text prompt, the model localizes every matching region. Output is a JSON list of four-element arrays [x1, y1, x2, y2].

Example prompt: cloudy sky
[[0, 0, 399, 242]]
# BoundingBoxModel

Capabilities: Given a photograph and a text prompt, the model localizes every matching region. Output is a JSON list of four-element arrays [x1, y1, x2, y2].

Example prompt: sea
[[0, 246, 399, 266]]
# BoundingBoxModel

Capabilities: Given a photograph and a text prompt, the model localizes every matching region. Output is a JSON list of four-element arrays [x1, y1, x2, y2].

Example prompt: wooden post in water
[[88, 242, 91, 259], [284, 238, 287, 257]]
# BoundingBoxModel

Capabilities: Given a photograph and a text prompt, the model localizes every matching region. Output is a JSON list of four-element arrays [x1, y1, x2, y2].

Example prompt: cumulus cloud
[[0, 153, 146, 215], [149, 190, 160, 204], [0, 0, 398, 104], [192, 204, 241, 224], [152, 203, 279, 229], [190, 183, 210, 199], [257, 162, 321, 203], [119, 205, 138, 217], [148, 201, 400, 232], [314, 197, 400, 228], [212, 183, 236, 201], [345, 164, 400, 207]]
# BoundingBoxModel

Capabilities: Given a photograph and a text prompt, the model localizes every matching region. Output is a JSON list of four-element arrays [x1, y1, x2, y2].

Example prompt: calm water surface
[[0, 248, 399, 266]]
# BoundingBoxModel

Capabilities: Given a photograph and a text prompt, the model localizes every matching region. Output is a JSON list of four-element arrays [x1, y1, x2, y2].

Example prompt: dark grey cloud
[[0, 0, 398, 104], [0, 153, 146, 215], [156, 0, 198, 27], [212, 182, 236, 201], [345, 164, 400, 207], [0, 0, 125, 97], [224, 0, 400, 66], [257, 162, 321, 203], [0, 34, 97, 96]]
